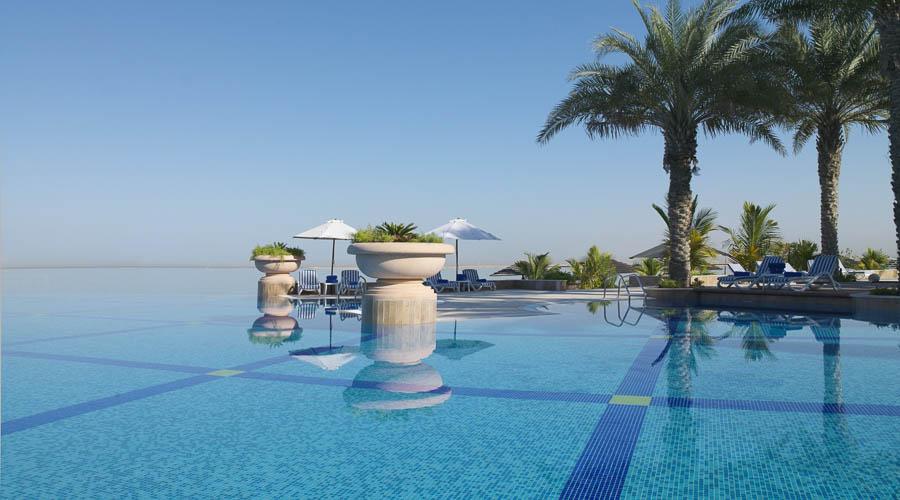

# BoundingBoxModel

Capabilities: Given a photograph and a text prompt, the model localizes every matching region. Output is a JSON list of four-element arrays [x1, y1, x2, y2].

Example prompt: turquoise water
[[2, 269, 899, 498]]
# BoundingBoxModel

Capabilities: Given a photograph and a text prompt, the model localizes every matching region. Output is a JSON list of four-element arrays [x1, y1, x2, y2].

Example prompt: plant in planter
[[348, 222, 454, 323], [251, 242, 305, 294]]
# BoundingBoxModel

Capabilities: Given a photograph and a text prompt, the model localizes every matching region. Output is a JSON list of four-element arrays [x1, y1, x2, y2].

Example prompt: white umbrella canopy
[[293, 219, 357, 276], [427, 218, 500, 277]]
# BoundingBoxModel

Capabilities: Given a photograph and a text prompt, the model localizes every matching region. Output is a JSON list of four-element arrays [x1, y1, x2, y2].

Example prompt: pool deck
[[436, 289, 638, 319]]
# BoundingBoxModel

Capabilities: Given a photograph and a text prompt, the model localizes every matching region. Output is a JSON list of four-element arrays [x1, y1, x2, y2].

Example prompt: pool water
[[2, 269, 899, 498]]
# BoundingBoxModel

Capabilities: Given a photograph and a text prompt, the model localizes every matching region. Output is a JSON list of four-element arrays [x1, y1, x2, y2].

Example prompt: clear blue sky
[[1, 0, 893, 268]]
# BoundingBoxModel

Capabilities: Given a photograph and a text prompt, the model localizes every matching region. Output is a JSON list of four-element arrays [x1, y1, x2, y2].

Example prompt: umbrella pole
[[330, 240, 335, 276], [455, 240, 459, 277]]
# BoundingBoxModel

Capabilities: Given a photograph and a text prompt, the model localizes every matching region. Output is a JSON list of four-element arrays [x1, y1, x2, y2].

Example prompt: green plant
[[511, 252, 560, 280], [351, 224, 443, 243], [720, 202, 783, 271], [375, 222, 418, 242], [538, 0, 784, 286], [634, 258, 663, 277], [784, 239, 818, 271], [658, 279, 679, 288], [871, 288, 900, 296], [836, 271, 858, 282], [652, 196, 719, 273], [250, 242, 305, 260], [566, 246, 617, 289], [543, 269, 574, 282], [859, 248, 890, 269]]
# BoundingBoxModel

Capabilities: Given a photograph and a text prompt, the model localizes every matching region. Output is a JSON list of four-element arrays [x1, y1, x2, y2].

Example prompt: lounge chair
[[463, 269, 496, 291], [426, 272, 459, 292], [338, 270, 366, 297], [760, 255, 840, 291], [717, 256, 783, 288], [298, 269, 321, 295], [298, 300, 318, 319]]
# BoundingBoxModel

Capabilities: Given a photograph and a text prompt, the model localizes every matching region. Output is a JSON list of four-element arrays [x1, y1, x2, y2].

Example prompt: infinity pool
[[2, 269, 899, 498]]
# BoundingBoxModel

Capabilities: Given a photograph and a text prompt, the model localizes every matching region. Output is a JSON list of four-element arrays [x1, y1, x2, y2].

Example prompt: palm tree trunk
[[816, 123, 844, 257], [875, 3, 900, 280], [664, 130, 697, 286]]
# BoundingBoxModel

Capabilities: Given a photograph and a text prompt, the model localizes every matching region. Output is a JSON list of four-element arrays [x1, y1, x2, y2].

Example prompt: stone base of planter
[[359, 320, 436, 365], [362, 279, 437, 325]]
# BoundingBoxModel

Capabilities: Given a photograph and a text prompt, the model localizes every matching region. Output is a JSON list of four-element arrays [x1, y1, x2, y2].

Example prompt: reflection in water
[[345, 320, 451, 411], [290, 300, 359, 370], [434, 321, 494, 361], [249, 289, 302, 348]]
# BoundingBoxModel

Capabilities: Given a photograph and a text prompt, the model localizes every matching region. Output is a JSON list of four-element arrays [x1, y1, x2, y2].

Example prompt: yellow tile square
[[609, 395, 652, 406], [207, 369, 243, 377]]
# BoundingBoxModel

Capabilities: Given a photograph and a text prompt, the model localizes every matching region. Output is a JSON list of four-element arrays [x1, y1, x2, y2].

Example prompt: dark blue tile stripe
[[561, 338, 668, 500], [229, 355, 295, 371], [1, 375, 217, 436], [652, 396, 900, 417], [451, 386, 610, 404], [3, 350, 214, 374]]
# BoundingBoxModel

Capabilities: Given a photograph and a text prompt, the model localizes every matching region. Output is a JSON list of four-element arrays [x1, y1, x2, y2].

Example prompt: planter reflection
[[249, 288, 302, 348], [343, 313, 450, 411]]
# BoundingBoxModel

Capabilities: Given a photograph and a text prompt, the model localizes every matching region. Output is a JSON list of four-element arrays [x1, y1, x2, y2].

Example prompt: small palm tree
[[720, 202, 783, 271], [785, 239, 818, 271], [511, 252, 559, 280], [538, 0, 784, 286], [567, 246, 617, 289], [653, 196, 719, 273], [768, 17, 887, 256], [859, 247, 890, 269], [375, 222, 418, 242], [635, 258, 663, 276]]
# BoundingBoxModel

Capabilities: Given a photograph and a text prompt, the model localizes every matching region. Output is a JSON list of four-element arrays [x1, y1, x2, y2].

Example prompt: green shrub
[[543, 269, 574, 282], [351, 224, 443, 243], [859, 248, 890, 270], [658, 279, 679, 288], [870, 288, 900, 296], [567, 246, 617, 289], [251, 242, 305, 260], [511, 252, 559, 280]]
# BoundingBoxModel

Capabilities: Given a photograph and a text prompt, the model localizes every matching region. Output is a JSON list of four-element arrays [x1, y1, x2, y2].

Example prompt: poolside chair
[[462, 269, 496, 291], [426, 272, 459, 292], [716, 256, 783, 288], [297, 300, 318, 320], [760, 255, 840, 291], [338, 269, 366, 297], [298, 269, 321, 295]]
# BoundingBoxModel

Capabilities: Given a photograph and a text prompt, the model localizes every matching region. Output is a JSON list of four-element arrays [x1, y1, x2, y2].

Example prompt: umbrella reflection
[[434, 321, 494, 361]]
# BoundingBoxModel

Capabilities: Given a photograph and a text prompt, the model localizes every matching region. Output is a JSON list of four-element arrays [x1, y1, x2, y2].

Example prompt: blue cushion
[[732, 271, 751, 277], [784, 271, 803, 278], [478, 279, 487, 283], [437, 279, 449, 284], [767, 263, 786, 274], [325, 275, 338, 284], [457, 274, 467, 281]]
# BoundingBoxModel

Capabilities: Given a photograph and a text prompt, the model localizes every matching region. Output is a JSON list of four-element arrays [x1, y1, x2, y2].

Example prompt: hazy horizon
[[2, 0, 894, 268]]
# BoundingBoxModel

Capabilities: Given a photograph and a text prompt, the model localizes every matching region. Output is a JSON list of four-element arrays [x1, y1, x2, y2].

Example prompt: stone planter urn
[[347, 242, 454, 325], [253, 255, 303, 295]]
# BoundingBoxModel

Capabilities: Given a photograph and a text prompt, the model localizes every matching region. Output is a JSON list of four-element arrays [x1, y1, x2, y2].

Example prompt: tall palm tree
[[538, 0, 784, 286], [720, 202, 783, 270], [739, 0, 900, 278], [653, 196, 719, 273], [769, 19, 888, 256]]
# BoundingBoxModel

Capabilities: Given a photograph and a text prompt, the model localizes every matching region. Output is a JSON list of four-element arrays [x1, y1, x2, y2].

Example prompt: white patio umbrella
[[427, 218, 500, 278], [293, 219, 357, 276]]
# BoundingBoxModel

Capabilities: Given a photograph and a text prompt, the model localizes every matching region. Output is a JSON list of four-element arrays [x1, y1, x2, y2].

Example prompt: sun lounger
[[717, 256, 783, 288], [298, 269, 321, 295], [463, 269, 497, 291], [759, 255, 840, 291], [338, 270, 366, 297], [426, 272, 459, 292]]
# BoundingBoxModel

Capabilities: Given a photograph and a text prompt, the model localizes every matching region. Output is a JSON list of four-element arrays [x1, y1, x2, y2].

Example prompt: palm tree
[[634, 257, 663, 276], [768, 18, 888, 257], [566, 246, 617, 288], [859, 247, 890, 268], [511, 252, 559, 280], [739, 0, 900, 278], [720, 202, 783, 270], [653, 196, 719, 273], [785, 239, 818, 271], [538, 0, 784, 286]]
